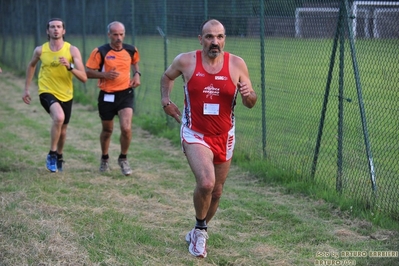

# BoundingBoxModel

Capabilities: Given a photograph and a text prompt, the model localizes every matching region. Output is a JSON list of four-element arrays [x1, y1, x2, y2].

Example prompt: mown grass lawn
[[0, 68, 398, 264]]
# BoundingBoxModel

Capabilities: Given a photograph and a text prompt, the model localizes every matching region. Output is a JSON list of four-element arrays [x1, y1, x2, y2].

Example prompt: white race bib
[[104, 94, 115, 102], [203, 103, 219, 115]]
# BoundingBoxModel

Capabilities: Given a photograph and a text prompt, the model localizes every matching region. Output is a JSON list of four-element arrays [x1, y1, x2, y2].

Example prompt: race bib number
[[203, 103, 219, 115], [104, 94, 115, 102]]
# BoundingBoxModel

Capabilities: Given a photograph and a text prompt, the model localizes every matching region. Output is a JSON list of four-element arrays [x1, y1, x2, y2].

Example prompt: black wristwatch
[[67, 63, 74, 71], [134, 71, 141, 76]]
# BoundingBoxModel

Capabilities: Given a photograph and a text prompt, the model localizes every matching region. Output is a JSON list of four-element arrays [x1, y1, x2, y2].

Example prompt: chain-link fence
[[1, 0, 398, 220]]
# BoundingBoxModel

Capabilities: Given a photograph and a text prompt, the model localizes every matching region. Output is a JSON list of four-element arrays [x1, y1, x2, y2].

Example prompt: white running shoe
[[99, 159, 110, 172], [118, 158, 132, 176], [185, 228, 208, 258]]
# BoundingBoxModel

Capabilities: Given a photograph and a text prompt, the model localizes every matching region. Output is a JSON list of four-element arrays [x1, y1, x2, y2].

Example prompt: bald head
[[107, 21, 125, 33], [200, 19, 225, 35]]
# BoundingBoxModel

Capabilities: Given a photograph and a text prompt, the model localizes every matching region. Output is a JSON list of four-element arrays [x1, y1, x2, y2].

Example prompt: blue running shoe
[[57, 159, 64, 172], [46, 154, 58, 172]]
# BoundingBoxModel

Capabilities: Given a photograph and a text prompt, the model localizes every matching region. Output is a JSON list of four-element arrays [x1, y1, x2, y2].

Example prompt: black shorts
[[98, 88, 134, 120], [39, 93, 73, 124]]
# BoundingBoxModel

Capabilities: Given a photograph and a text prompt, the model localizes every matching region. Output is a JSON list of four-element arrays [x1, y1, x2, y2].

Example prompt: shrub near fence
[[0, 0, 398, 221]]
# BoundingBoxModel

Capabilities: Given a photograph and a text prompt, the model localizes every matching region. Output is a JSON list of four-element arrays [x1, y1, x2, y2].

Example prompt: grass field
[[1, 68, 399, 265], [1, 35, 398, 220]]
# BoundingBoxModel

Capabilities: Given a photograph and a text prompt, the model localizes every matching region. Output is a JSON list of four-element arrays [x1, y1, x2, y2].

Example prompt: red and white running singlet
[[182, 50, 238, 136]]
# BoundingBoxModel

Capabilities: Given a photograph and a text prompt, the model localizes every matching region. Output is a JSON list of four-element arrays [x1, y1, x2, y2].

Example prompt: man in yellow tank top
[[22, 18, 87, 173]]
